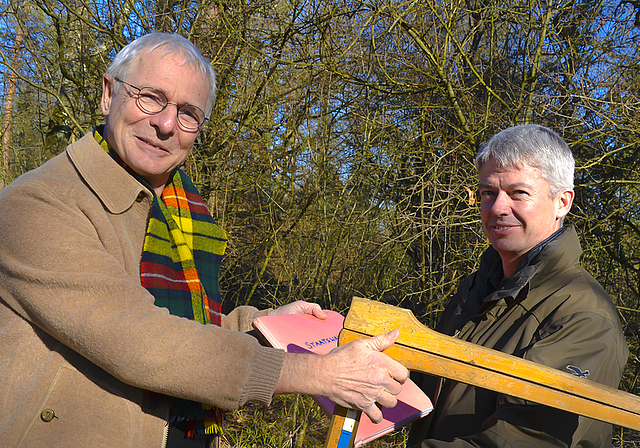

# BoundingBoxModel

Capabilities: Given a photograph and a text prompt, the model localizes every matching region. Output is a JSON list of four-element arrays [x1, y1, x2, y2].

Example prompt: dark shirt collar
[[515, 226, 566, 273], [492, 226, 567, 290]]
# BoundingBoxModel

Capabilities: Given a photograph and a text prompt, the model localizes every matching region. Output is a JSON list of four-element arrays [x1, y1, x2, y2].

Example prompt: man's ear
[[100, 74, 114, 117], [556, 188, 575, 220]]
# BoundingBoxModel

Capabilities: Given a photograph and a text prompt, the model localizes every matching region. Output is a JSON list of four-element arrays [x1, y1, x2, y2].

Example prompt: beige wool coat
[[0, 132, 285, 447]]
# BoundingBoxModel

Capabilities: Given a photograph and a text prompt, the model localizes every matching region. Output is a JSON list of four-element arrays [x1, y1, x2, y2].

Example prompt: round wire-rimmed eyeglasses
[[114, 77, 208, 131]]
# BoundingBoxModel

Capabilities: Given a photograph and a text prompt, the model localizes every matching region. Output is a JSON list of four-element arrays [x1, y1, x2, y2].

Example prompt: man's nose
[[491, 191, 511, 215], [151, 104, 179, 134]]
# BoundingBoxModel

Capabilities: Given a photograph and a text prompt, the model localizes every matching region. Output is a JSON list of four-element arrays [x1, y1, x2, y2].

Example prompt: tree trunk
[[1, 27, 24, 190]]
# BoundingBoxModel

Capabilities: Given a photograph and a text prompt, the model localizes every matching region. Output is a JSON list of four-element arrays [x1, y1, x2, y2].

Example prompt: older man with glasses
[[0, 33, 408, 448]]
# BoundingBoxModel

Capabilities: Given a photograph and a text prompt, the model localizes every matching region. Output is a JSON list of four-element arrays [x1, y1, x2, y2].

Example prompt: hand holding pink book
[[253, 310, 433, 447]]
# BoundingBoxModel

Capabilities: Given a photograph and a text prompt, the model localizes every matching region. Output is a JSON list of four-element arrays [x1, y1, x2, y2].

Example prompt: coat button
[[136, 192, 145, 202], [40, 409, 55, 422]]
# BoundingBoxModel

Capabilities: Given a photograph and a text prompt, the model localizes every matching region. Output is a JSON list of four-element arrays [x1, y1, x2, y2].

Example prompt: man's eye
[[140, 92, 163, 104], [181, 107, 199, 120]]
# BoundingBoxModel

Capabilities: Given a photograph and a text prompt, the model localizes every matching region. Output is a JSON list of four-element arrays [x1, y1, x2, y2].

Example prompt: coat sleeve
[[0, 173, 284, 411]]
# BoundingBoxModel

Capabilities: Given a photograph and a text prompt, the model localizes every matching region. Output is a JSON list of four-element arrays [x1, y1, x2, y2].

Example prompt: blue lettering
[[304, 335, 339, 350]]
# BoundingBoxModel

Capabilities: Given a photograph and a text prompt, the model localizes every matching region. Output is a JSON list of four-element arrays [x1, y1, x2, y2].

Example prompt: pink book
[[252, 310, 433, 447]]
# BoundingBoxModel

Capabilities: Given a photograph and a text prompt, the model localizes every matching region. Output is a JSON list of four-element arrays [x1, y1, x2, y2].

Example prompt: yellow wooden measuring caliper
[[324, 297, 640, 448]]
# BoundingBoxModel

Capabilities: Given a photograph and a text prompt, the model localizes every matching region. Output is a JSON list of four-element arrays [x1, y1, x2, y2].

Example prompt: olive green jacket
[[408, 227, 629, 448], [0, 133, 285, 447]]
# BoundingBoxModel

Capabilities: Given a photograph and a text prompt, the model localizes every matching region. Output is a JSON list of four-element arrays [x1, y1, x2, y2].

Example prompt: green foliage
[[223, 395, 409, 447], [223, 395, 326, 447]]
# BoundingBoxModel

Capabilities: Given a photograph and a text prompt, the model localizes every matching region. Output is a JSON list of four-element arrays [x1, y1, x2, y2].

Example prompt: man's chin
[[490, 240, 521, 256]]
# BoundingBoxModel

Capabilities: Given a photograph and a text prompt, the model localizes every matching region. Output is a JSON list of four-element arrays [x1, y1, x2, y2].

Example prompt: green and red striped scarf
[[94, 127, 228, 438]]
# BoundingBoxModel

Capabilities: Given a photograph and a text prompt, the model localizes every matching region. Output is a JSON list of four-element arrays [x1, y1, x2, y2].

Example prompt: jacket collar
[[66, 132, 152, 214], [515, 226, 567, 273], [474, 225, 582, 314], [526, 225, 582, 291]]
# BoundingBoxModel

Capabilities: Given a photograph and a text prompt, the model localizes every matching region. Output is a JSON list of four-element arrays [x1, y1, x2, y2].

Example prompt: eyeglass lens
[[136, 87, 205, 130]]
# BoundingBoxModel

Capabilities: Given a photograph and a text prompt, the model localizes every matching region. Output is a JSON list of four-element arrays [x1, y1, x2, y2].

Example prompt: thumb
[[310, 304, 328, 319], [363, 329, 400, 352]]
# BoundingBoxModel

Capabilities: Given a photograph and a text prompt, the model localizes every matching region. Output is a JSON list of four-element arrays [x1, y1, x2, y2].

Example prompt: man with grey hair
[[0, 33, 408, 448], [408, 124, 628, 447]]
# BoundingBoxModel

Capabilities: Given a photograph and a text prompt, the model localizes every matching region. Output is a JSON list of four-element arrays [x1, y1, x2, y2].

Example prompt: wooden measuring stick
[[324, 297, 640, 447], [323, 405, 361, 448]]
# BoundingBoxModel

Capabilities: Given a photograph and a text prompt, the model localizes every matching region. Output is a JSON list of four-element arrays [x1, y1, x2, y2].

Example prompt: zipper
[[161, 404, 170, 448]]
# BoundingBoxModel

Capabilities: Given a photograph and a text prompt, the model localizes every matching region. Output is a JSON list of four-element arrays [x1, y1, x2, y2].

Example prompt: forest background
[[2, 0, 640, 445]]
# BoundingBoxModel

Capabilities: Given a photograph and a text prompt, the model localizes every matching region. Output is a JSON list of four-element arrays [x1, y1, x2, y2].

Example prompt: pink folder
[[253, 310, 433, 446]]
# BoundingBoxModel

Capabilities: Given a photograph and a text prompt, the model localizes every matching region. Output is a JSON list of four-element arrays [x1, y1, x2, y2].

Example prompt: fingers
[[314, 331, 408, 420], [383, 372, 404, 395], [362, 391, 399, 423], [359, 330, 409, 384], [389, 360, 409, 385], [376, 388, 399, 409], [272, 300, 327, 318], [307, 302, 327, 319], [363, 402, 384, 424], [337, 331, 409, 386], [275, 321, 407, 422]]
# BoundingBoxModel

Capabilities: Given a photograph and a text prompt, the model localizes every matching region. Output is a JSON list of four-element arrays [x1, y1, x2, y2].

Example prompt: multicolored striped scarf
[[94, 127, 228, 438]]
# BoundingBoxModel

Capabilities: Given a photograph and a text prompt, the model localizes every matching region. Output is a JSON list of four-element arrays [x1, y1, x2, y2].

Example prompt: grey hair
[[475, 124, 575, 197], [105, 32, 217, 117]]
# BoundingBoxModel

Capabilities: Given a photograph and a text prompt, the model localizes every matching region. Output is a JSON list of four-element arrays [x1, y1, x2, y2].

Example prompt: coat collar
[[473, 225, 583, 314], [66, 132, 152, 214]]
